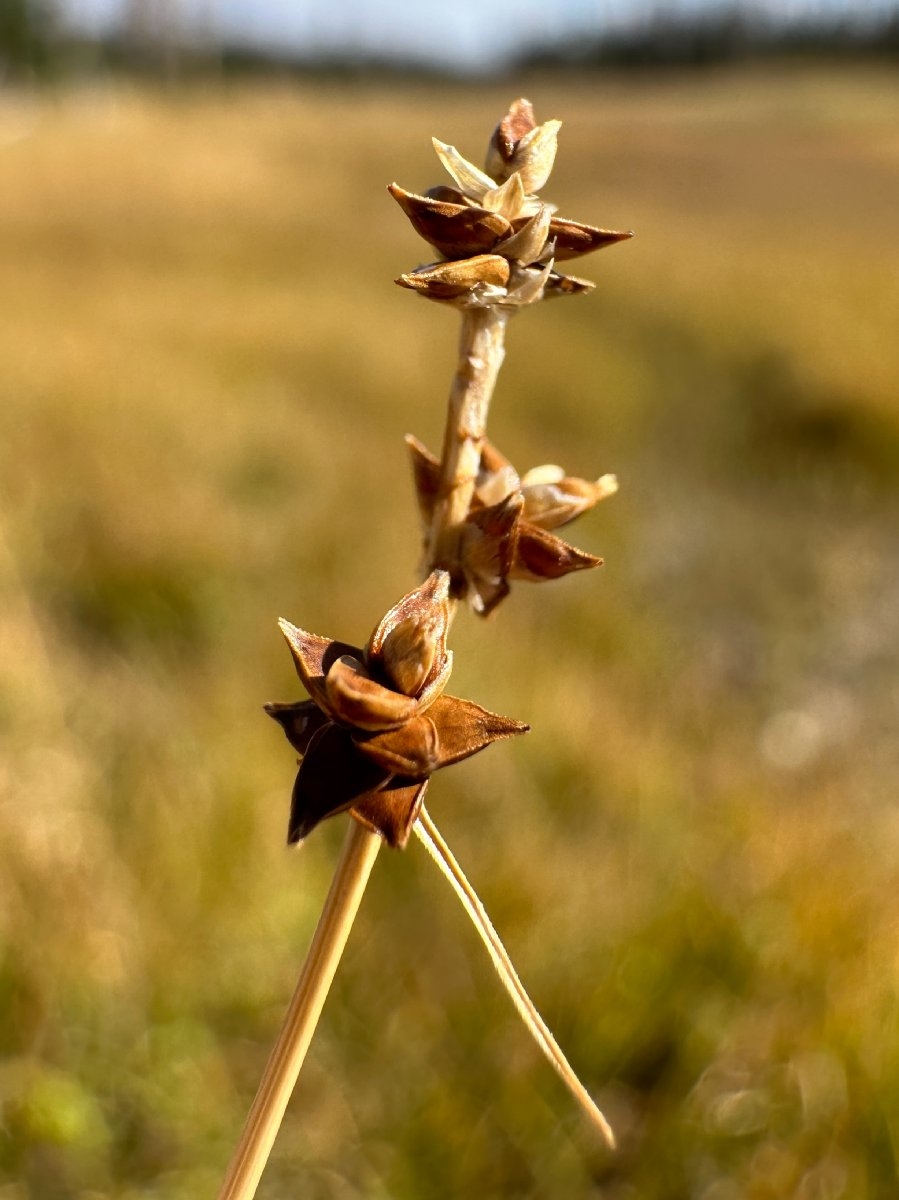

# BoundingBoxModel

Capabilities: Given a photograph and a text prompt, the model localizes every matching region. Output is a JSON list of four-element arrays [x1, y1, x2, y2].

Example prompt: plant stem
[[426, 306, 508, 574], [414, 804, 616, 1149], [216, 821, 382, 1200], [220, 306, 510, 1198]]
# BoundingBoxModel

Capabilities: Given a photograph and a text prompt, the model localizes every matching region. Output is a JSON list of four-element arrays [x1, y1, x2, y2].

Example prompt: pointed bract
[[495, 205, 553, 266], [427, 695, 530, 765], [544, 271, 596, 298], [396, 255, 510, 302], [481, 172, 527, 220], [547, 218, 634, 261], [511, 119, 562, 194], [406, 433, 440, 527], [521, 470, 619, 530], [354, 714, 441, 776], [287, 723, 391, 845], [278, 621, 358, 713], [432, 138, 496, 203], [512, 523, 603, 581], [388, 183, 511, 259], [350, 779, 429, 849], [458, 493, 522, 615], [507, 261, 555, 307], [264, 700, 329, 756]]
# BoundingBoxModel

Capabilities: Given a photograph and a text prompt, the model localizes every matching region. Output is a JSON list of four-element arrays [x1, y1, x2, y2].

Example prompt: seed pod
[[388, 183, 511, 258], [545, 217, 634, 261], [395, 255, 510, 301], [325, 654, 421, 731], [486, 98, 537, 176], [269, 572, 528, 845], [511, 525, 602, 581], [379, 615, 440, 698]]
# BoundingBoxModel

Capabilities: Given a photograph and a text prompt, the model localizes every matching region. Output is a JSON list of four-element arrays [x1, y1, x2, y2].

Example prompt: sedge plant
[[217, 97, 632, 1200]]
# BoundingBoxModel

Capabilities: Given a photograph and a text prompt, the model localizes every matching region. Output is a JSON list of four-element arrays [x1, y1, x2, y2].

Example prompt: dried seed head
[[269, 572, 527, 846], [393, 98, 632, 311], [406, 438, 614, 614]]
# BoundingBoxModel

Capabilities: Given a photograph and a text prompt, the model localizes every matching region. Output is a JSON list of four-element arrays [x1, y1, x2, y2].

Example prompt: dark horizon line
[[4, 3, 899, 83]]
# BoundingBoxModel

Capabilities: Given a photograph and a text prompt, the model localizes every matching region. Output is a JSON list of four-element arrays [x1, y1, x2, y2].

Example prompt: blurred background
[[1, 2, 898, 1197]]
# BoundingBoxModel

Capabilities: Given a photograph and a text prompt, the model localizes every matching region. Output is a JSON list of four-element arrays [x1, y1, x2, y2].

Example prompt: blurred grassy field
[[1, 64, 898, 1198]]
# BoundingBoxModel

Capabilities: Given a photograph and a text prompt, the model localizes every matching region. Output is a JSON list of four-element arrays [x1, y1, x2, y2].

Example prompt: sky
[[61, 0, 897, 70]]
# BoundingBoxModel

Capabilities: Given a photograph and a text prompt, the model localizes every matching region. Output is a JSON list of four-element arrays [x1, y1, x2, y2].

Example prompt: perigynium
[[217, 97, 632, 1200]]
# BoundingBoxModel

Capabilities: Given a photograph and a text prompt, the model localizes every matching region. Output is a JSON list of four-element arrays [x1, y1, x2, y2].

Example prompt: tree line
[[3, 0, 898, 82]]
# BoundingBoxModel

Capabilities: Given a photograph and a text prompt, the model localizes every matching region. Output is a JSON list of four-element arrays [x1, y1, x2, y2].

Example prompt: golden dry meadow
[[1, 65, 898, 1198]]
